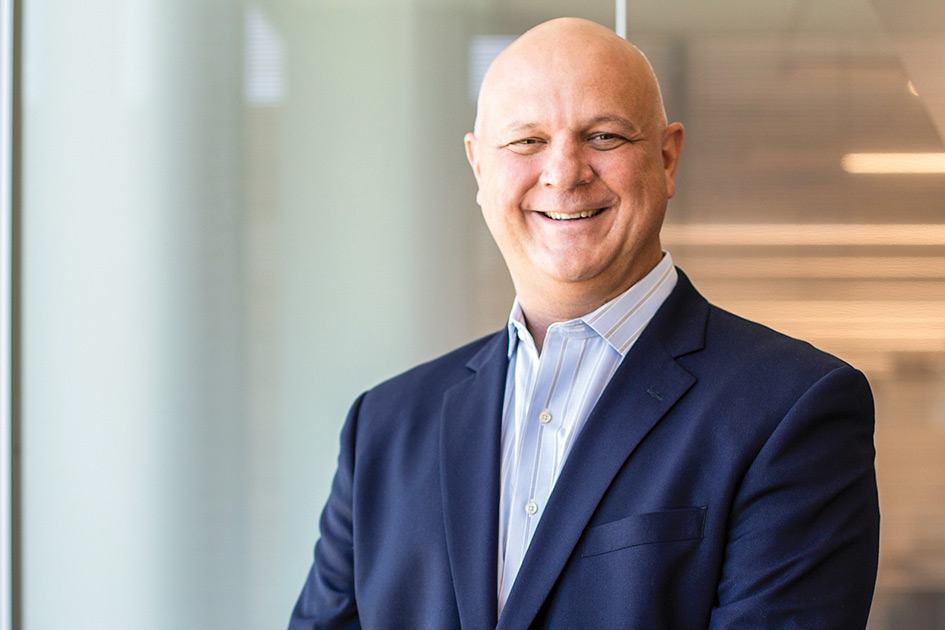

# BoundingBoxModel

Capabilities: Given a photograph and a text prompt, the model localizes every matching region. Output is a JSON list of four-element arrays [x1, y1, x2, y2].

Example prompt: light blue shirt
[[497, 254, 678, 614]]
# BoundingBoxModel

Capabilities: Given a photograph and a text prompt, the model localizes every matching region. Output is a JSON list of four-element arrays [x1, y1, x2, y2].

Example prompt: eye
[[588, 133, 628, 150], [504, 138, 546, 154]]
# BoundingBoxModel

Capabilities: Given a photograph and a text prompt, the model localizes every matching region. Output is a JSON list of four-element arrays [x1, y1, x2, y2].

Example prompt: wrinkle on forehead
[[474, 18, 667, 136]]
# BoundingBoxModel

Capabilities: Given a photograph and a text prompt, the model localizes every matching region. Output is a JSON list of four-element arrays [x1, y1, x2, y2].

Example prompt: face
[[465, 33, 683, 313]]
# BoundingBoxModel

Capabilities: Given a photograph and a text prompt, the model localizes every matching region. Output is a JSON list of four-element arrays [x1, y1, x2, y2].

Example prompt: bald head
[[475, 18, 668, 136], [464, 17, 684, 337]]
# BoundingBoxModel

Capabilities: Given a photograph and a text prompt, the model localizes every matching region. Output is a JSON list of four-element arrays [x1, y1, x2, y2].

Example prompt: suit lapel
[[440, 332, 508, 630], [496, 272, 708, 630]]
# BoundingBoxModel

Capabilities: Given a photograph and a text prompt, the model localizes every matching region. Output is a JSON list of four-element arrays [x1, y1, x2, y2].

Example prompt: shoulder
[[708, 303, 846, 373], [662, 269, 865, 399], [340, 329, 506, 460], [360, 329, 506, 407]]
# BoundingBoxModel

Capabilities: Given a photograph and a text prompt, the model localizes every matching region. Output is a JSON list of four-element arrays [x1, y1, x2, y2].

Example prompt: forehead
[[478, 47, 652, 135]]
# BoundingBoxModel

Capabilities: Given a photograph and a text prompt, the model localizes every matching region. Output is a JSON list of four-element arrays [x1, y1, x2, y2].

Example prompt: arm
[[709, 365, 880, 629], [288, 395, 364, 630]]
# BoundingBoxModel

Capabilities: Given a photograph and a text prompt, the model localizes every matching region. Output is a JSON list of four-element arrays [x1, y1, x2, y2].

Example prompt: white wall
[[20, 1, 501, 628], [22, 1, 248, 627]]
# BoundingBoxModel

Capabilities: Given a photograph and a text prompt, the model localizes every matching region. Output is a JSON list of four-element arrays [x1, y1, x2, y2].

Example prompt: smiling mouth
[[541, 208, 605, 221]]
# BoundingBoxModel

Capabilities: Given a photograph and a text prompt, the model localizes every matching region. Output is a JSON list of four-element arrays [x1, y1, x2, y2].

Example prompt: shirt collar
[[506, 300, 529, 359], [506, 253, 678, 358]]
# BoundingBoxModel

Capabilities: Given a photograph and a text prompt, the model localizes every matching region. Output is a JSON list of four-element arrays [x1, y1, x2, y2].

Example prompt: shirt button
[[539, 410, 552, 424], [525, 501, 538, 515]]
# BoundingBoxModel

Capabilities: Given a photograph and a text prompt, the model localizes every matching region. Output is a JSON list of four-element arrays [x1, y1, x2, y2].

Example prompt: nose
[[539, 140, 594, 190]]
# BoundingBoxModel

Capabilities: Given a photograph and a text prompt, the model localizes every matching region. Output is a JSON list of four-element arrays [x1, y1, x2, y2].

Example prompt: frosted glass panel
[[17, 0, 945, 628]]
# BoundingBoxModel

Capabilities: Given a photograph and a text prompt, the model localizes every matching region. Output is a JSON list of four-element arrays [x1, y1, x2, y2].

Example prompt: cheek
[[610, 161, 665, 203], [484, 158, 540, 202]]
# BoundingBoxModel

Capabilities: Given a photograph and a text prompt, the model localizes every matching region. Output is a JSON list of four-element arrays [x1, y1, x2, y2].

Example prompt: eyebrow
[[499, 121, 541, 135], [584, 115, 642, 134], [498, 114, 642, 136]]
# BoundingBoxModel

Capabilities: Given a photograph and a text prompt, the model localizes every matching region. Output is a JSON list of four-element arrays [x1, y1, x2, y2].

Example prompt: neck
[[517, 285, 621, 354], [514, 256, 664, 353]]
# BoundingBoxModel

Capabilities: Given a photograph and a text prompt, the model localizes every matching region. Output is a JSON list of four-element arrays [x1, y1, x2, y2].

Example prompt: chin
[[544, 265, 607, 285], [543, 254, 610, 281]]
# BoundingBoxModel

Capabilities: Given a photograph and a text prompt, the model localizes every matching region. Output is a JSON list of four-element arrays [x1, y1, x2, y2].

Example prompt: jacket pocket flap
[[582, 506, 707, 557]]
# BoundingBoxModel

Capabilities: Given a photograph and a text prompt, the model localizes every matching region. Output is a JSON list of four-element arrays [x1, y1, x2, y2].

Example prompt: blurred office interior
[[3, 0, 945, 627]]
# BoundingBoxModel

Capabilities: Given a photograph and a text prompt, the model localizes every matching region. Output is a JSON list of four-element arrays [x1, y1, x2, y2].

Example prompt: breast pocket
[[581, 506, 707, 557]]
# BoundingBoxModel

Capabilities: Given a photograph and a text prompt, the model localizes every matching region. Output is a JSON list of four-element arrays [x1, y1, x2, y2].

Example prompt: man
[[289, 17, 879, 629]]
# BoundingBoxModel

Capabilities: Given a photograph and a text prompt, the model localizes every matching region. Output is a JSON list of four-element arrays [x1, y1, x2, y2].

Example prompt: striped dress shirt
[[497, 254, 678, 615]]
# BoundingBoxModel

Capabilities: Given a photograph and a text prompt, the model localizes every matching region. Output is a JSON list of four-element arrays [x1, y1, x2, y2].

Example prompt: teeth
[[543, 208, 603, 220]]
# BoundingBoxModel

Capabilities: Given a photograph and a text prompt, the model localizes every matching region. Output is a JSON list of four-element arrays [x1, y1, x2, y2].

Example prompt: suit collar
[[496, 269, 708, 629], [440, 331, 508, 630], [645, 268, 708, 359], [438, 271, 710, 630]]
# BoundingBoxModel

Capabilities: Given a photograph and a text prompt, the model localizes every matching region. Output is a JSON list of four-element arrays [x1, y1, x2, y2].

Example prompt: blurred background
[[3, 0, 944, 627]]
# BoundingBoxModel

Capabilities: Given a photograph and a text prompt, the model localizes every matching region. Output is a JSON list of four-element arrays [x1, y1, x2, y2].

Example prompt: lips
[[541, 208, 605, 221]]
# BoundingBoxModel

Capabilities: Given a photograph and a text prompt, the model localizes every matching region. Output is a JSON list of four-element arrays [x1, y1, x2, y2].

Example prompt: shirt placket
[[516, 333, 571, 553]]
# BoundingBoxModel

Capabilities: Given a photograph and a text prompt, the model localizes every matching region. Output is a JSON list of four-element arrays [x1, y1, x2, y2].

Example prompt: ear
[[464, 132, 482, 186], [661, 122, 684, 199]]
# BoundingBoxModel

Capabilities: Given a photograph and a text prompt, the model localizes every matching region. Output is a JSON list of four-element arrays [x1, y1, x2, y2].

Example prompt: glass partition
[[17, 0, 945, 627]]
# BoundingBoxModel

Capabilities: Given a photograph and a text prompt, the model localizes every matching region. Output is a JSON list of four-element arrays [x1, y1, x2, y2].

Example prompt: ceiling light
[[661, 223, 945, 246], [842, 153, 945, 174]]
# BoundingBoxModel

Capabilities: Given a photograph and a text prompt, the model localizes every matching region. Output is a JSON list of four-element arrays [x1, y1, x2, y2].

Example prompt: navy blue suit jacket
[[289, 270, 879, 629]]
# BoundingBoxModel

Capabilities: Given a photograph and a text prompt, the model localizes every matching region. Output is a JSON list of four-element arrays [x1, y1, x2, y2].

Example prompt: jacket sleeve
[[288, 394, 364, 630], [708, 365, 880, 629]]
